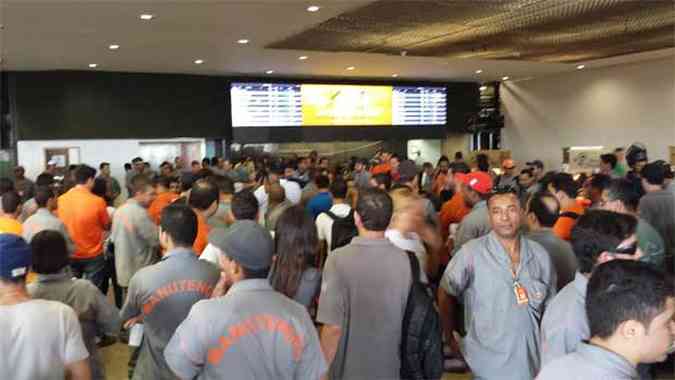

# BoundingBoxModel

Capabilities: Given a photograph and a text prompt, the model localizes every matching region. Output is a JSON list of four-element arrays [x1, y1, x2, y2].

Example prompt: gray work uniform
[[637, 218, 665, 266], [18, 197, 38, 222], [453, 200, 491, 251], [111, 199, 160, 287], [28, 271, 121, 380], [540, 272, 589, 367], [352, 171, 371, 189], [317, 237, 412, 380], [536, 342, 638, 380], [23, 208, 76, 253], [207, 201, 231, 230], [441, 232, 557, 380], [639, 190, 675, 261], [121, 248, 220, 380], [527, 229, 577, 291], [265, 200, 293, 232], [164, 279, 327, 380]]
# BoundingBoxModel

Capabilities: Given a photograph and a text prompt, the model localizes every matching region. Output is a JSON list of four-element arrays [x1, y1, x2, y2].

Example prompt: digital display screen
[[230, 82, 447, 127]]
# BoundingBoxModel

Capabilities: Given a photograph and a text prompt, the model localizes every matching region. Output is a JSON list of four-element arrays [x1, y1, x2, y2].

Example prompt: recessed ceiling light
[[475, 69, 483, 74], [265, 70, 275, 74], [139, 14, 154, 20], [237, 39, 249, 44], [108, 44, 120, 50], [391, 74, 399, 78], [346, 66, 355, 71], [298, 56, 308, 60], [577, 64, 585, 70], [479, 85, 487, 91], [307, 5, 320, 12], [502, 76, 510, 81], [194, 59, 204, 65], [88, 63, 98, 68]]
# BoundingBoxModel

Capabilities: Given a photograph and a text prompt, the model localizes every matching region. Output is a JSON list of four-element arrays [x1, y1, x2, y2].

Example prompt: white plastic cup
[[129, 323, 144, 347]]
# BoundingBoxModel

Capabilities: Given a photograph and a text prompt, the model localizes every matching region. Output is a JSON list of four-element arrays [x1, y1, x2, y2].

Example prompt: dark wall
[[11, 71, 228, 140]]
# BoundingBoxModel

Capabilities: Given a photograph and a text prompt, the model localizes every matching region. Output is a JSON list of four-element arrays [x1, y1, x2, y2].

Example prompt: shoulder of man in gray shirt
[[121, 248, 220, 380], [453, 200, 491, 252], [536, 342, 638, 380], [441, 232, 557, 380], [317, 237, 411, 380], [111, 200, 160, 287], [23, 208, 76, 253], [639, 190, 675, 255], [526, 229, 577, 290], [165, 279, 326, 380]]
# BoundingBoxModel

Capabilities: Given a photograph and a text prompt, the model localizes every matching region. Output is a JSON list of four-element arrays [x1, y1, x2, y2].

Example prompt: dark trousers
[[101, 253, 125, 308], [70, 255, 107, 293]]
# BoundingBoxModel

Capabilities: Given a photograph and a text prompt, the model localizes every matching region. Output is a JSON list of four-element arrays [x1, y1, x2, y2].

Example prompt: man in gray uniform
[[452, 171, 493, 251], [22, 186, 75, 253], [439, 188, 557, 380], [540, 210, 644, 367], [525, 191, 577, 290], [165, 220, 326, 379], [537, 261, 675, 379], [318, 188, 411, 380], [121, 203, 220, 380], [112, 175, 159, 290]]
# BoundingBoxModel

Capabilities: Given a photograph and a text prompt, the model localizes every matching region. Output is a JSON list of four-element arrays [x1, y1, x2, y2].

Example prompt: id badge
[[514, 281, 529, 305]]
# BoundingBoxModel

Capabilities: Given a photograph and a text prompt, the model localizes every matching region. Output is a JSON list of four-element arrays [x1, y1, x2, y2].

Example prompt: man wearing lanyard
[[439, 188, 557, 380]]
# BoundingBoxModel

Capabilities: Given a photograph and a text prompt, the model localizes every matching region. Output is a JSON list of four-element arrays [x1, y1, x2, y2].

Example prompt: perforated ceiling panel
[[268, 0, 675, 63]]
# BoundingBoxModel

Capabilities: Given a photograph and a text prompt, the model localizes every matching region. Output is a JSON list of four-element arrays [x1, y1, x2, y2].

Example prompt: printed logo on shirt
[[206, 314, 304, 364], [142, 280, 214, 315]]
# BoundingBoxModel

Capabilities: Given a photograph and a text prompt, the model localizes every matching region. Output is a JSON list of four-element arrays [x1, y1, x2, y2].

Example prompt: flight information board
[[230, 82, 446, 127]]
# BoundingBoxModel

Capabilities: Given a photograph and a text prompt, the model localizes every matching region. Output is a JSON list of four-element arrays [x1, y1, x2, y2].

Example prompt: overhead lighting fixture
[[346, 66, 355, 71], [194, 59, 204, 65], [475, 69, 483, 74], [577, 64, 585, 70], [237, 39, 249, 44], [479, 85, 487, 91], [298, 56, 308, 60], [391, 74, 399, 78], [265, 70, 275, 74], [570, 146, 604, 151], [88, 63, 98, 68], [139, 14, 154, 20], [307, 5, 320, 12], [502, 76, 510, 81], [108, 44, 120, 50]]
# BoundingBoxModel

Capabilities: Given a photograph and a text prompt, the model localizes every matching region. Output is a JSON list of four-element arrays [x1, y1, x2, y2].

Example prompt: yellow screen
[[301, 85, 393, 126]]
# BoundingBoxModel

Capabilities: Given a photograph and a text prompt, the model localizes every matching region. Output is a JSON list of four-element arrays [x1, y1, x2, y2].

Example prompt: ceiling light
[[307, 5, 320, 12], [577, 64, 585, 70], [475, 69, 483, 74], [502, 76, 510, 81], [139, 14, 154, 20], [265, 70, 275, 74], [194, 59, 204, 65], [391, 74, 398, 78], [479, 85, 487, 91], [298, 56, 308, 60], [346, 66, 355, 71], [88, 63, 98, 68], [108, 44, 120, 50], [237, 39, 249, 44]]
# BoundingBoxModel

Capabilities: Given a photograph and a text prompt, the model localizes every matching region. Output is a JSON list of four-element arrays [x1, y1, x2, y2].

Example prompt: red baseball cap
[[458, 172, 493, 194]]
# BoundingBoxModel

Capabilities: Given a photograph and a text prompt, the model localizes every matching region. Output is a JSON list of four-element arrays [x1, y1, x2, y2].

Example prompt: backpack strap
[[560, 211, 580, 220], [324, 210, 338, 220], [405, 250, 421, 284]]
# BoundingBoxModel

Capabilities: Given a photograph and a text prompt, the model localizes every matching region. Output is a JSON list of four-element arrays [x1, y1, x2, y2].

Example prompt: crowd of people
[[0, 143, 674, 380]]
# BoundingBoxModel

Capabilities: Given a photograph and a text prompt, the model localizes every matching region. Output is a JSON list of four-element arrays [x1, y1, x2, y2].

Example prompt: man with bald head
[[265, 183, 292, 232], [525, 192, 577, 290]]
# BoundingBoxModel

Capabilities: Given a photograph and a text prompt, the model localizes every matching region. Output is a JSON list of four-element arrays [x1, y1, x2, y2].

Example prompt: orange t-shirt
[[57, 186, 110, 259], [371, 163, 391, 176], [432, 172, 449, 195], [193, 212, 210, 255], [148, 192, 180, 225], [553, 201, 587, 241], [0, 217, 22, 236], [440, 192, 471, 242]]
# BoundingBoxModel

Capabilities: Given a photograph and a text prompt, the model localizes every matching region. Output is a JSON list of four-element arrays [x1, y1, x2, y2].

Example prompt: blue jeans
[[71, 255, 107, 293]]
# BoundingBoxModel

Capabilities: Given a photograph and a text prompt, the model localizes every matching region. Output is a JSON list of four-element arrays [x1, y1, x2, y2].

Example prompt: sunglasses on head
[[611, 241, 638, 256]]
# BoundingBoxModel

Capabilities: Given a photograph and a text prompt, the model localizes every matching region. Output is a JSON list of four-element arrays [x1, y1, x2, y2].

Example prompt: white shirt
[[316, 203, 352, 253], [254, 179, 302, 217], [199, 243, 221, 266], [385, 229, 429, 284]]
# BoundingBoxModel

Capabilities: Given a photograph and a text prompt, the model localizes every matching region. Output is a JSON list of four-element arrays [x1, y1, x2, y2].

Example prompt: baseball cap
[[0, 234, 31, 281], [47, 160, 57, 166], [458, 172, 493, 194], [221, 220, 274, 270], [502, 159, 516, 169], [397, 160, 418, 182], [526, 160, 544, 169]]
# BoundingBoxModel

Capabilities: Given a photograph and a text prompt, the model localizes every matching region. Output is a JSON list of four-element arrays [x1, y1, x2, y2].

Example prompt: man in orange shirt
[[432, 156, 451, 195], [371, 152, 392, 176], [0, 191, 24, 235], [439, 176, 471, 243], [58, 164, 111, 292], [548, 173, 586, 241], [148, 176, 179, 225], [188, 179, 219, 255]]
